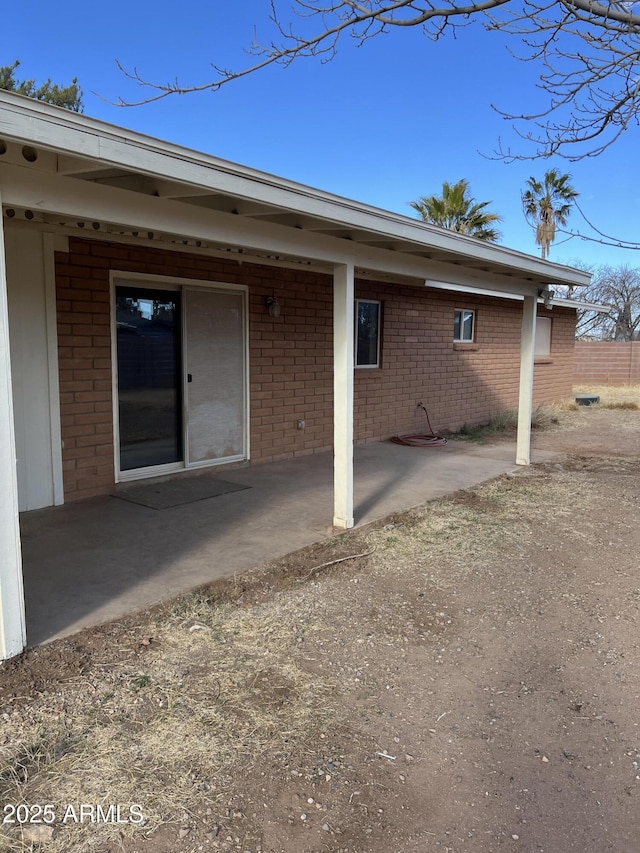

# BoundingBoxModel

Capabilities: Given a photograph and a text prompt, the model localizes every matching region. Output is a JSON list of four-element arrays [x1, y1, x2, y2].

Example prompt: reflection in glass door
[[115, 287, 182, 471]]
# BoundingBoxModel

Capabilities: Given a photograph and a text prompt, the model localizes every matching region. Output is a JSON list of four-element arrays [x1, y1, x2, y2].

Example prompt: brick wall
[[574, 341, 640, 385], [55, 237, 338, 499], [55, 237, 576, 500], [354, 285, 574, 439], [56, 241, 114, 501]]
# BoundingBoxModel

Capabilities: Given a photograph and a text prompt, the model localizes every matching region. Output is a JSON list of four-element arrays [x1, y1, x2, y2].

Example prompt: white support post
[[0, 194, 27, 659], [43, 233, 64, 505], [516, 293, 537, 466], [333, 263, 355, 529]]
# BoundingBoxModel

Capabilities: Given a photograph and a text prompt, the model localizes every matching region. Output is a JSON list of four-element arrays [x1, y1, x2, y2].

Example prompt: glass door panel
[[115, 287, 182, 471], [184, 288, 246, 465]]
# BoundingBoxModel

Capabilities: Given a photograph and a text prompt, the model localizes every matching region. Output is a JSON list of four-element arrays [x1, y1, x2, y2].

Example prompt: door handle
[[187, 373, 193, 383]]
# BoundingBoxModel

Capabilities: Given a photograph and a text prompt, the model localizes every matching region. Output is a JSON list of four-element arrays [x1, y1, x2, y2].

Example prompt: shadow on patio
[[20, 440, 556, 647]]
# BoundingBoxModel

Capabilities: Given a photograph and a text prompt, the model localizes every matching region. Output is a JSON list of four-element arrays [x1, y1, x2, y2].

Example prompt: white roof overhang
[[0, 92, 591, 298], [426, 280, 608, 313]]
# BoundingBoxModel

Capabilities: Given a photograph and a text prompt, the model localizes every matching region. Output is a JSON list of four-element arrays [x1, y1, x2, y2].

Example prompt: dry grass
[[573, 384, 640, 409], [452, 403, 561, 441], [0, 463, 599, 852], [0, 593, 340, 851], [452, 386, 640, 443], [1, 402, 639, 851]]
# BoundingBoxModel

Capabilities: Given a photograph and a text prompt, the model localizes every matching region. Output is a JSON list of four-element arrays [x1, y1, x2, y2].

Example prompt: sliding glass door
[[114, 281, 247, 479], [115, 287, 182, 471], [184, 287, 246, 465]]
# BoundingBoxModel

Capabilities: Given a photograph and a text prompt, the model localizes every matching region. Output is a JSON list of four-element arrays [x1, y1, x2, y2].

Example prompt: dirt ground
[[1, 395, 640, 853]]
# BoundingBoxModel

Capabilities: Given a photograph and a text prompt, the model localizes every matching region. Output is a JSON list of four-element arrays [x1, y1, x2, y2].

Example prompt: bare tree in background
[[116, 0, 640, 160], [573, 265, 640, 341]]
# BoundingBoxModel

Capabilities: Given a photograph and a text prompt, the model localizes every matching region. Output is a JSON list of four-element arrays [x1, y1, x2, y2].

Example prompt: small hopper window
[[454, 309, 475, 342]]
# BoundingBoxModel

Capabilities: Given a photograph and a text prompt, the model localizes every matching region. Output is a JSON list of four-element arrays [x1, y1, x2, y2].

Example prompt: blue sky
[[2, 0, 638, 270]]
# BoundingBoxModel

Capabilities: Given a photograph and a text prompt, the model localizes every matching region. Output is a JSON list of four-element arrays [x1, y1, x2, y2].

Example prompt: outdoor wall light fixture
[[266, 295, 281, 318], [538, 286, 554, 309]]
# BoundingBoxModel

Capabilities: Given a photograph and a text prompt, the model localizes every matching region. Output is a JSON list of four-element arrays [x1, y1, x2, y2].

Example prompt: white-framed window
[[454, 308, 475, 342], [535, 316, 552, 357], [355, 299, 381, 368]]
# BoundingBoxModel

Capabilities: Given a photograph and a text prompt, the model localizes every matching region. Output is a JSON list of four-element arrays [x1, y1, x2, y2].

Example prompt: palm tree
[[522, 169, 578, 260], [410, 179, 502, 242]]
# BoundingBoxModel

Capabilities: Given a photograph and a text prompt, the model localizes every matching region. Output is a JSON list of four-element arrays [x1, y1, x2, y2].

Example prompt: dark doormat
[[113, 476, 250, 510]]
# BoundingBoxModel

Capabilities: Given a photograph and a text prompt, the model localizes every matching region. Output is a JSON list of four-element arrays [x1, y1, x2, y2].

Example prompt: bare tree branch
[[553, 201, 640, 250], [490, 0, 640, 158], [114, 0, 509, 106], [111, 0, 640, 158]]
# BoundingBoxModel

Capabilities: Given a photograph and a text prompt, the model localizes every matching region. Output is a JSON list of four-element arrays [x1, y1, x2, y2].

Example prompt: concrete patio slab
[[20, 440, 557, 647]]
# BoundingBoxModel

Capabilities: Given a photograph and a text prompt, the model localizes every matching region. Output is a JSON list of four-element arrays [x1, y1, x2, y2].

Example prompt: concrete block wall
[[574, 341, 640, 385], [55, 237, 576, 501]]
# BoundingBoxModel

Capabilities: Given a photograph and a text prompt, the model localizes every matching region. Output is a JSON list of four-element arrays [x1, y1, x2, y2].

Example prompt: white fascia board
[[427, 280, 526, 301], [549, 297, 611, 313], [1, 164, 557, 297], [427, 280, 609, 313], [0, 93, 590, 290]]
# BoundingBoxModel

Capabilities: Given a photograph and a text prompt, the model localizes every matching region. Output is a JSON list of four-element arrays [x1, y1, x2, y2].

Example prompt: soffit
[[0, 93, 591, 294]]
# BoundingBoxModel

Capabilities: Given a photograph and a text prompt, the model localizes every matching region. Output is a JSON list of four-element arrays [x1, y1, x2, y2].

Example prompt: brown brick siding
[[56, 240, 115, 501], [56, 237, 576, 501], [354, 287, 574, 440], [574, 341, 640, 385]]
